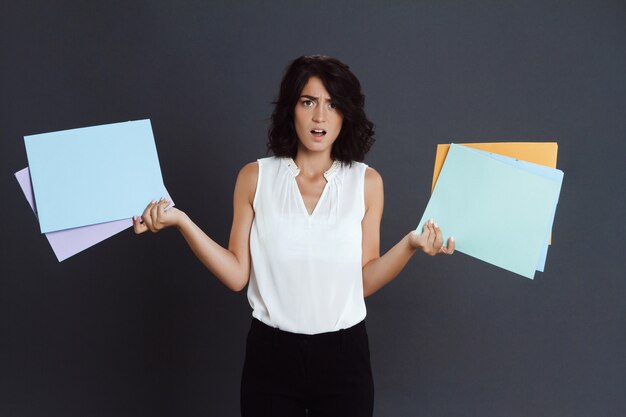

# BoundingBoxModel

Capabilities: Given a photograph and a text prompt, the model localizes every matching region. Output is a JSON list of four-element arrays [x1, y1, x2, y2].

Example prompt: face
[[293, 76, 343, 155]]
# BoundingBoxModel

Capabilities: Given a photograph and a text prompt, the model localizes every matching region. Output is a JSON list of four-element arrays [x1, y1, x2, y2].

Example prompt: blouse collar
[[284, 157, 341, 181]]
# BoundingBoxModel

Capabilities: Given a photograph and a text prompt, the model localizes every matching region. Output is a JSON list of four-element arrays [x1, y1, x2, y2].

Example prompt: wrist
[[174, 209, 190, 231], [406, 230, 421, 251]]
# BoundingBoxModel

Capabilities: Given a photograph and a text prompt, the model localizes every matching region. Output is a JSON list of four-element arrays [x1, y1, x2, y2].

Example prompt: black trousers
[[241, 318, 375, 417]]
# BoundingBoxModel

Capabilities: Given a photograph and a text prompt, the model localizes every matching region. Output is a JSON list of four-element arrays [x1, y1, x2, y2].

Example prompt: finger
[[157, 198, 168, 219], [433, 222, 443, 249], [446, 236, 456, 254], [427, 220, 437, 248], [420, 220, 432, 246], [133, 215, 148, 234], [142, 200, 157, 231], [440, 236, 456, 255], [150, 200, 160, 230]]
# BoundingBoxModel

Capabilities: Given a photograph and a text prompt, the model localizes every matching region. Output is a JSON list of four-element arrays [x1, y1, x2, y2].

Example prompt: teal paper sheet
[[24, 120, 167, 233], [464, 147, 563, 272], [417, 144, 563, 279]]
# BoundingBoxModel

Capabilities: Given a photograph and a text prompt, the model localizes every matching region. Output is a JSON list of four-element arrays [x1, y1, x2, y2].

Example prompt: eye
[[302, 99, 314, 108], [328, 102, 337, 110]]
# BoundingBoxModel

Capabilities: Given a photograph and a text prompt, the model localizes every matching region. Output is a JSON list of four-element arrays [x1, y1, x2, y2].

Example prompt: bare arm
[[134, 162, 258, 292], [361, 168, 455, 297]]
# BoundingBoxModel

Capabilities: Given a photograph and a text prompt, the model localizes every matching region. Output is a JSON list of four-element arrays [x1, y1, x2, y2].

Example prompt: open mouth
[[311, 129, 327, 137]]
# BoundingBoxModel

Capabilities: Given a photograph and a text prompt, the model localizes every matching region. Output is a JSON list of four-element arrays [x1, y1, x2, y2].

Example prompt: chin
[[302, 140, 335, 153]]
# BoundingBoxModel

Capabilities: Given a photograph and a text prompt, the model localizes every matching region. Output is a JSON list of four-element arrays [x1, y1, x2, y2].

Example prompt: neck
[[293, 148, 334, 179]]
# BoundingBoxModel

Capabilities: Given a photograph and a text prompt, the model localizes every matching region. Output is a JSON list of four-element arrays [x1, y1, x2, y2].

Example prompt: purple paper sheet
[[15, 167, 173, 262]]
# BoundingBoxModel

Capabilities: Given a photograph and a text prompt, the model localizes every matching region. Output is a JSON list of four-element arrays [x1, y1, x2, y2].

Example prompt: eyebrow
[[300, 95, 333, 101]]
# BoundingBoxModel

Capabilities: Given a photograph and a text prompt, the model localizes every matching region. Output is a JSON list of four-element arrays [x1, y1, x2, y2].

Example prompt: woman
[[134, 55, 454, 416]]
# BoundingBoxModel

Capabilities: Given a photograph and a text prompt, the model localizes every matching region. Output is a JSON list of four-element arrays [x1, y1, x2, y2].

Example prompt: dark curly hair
[[267, 55, 375, 164]]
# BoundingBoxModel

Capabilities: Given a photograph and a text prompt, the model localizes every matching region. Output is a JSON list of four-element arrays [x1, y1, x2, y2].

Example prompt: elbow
[[361, 262, 376, 298], [362, 282, 376, 298], [362, 274, 373, 298], [226, 276, 249, 292]]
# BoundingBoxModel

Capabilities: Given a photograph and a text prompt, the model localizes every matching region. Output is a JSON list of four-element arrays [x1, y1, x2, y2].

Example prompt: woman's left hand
[[409, 219, 455, 256]]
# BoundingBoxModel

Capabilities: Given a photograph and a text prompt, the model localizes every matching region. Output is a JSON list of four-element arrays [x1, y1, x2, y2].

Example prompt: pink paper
[[15, 167, 173, 261]]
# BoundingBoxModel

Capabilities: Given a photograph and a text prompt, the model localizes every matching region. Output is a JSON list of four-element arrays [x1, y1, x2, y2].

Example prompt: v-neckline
[[285, 158, 340, 218], [294, 176, 330, 217]]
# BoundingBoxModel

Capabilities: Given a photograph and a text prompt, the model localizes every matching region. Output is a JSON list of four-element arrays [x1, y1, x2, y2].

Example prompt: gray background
[[1, 1, 625, 416]]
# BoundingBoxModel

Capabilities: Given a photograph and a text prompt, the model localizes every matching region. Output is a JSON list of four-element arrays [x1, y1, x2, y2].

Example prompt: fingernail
[[450, 236, 455, 241], [434, 223, 439, 228], [133, 216, 136, 221]]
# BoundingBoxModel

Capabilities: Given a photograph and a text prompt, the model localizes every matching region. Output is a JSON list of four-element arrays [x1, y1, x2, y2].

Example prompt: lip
[[310, 128, 327, 139]]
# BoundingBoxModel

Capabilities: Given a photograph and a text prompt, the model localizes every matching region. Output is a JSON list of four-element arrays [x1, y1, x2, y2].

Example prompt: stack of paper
[[15, 119, 172, 261], [417, 143, 563, 279]]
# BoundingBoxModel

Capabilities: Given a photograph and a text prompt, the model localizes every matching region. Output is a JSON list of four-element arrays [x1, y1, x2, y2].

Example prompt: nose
[[312, 104, 326, 123]]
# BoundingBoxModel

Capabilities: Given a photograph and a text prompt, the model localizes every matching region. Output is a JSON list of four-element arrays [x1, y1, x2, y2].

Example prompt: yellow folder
[[431, 142, 559, 244]]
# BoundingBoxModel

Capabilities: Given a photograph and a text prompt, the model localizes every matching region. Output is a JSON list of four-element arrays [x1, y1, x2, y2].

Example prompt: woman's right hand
[[133, 198, 183, 234]]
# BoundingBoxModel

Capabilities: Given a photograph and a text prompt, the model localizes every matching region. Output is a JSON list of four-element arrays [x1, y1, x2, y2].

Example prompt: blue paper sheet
[[24, 119, 167, 233], [463, 147, 563, 272], [417, 144, 563, 279]]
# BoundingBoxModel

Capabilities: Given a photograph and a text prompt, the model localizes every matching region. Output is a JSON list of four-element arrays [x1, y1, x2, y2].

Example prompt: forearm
[[362, 232, 417, 297], [176, 212, 249, 292]]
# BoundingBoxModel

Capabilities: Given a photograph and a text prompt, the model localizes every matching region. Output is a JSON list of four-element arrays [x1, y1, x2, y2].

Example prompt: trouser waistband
[[249, 318, 366, 351]]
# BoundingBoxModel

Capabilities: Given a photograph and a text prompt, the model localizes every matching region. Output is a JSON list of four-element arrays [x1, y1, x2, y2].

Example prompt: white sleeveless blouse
[[247, 156, 368, 335]]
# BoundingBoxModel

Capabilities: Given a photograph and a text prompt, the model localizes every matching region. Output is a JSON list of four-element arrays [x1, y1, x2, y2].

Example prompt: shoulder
[[238, 161, 259, 181], [238, 156, 287, 185], [364, 166, 383, 189], [344, 161, 379, 180], [363, 166, 384, 211], [236, 161, 259, 204]]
